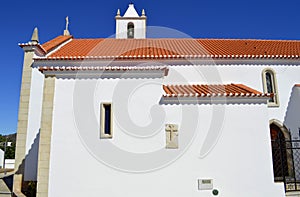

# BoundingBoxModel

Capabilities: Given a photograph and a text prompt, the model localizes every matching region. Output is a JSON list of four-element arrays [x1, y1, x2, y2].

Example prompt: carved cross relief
[[165, 124, 178, 149]]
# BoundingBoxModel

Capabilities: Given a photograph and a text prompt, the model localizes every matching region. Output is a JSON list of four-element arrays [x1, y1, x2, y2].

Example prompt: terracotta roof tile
[[41, 35, 73, 53], [197, 39, 300, 58], [163, 84, 270, 98], [34, 38, 300, 60]]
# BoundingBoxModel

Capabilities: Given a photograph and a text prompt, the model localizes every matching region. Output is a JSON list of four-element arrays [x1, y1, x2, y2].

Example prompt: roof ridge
[[197, 38, 300, 42], [67, 37, 300, 42]]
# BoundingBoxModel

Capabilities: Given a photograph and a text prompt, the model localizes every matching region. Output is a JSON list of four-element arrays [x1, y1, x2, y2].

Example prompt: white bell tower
[[115, 4, 147, 39]]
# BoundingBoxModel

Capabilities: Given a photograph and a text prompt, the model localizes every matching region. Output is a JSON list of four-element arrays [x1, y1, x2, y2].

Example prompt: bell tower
[[115, 4, 147, 39]]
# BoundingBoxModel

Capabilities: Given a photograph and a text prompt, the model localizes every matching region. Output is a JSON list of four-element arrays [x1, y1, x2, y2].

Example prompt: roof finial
[[63, 16, 70, 36], [142, 9, 145, 16], [116, 9, 120, 16], [31, 27, 39, 44]]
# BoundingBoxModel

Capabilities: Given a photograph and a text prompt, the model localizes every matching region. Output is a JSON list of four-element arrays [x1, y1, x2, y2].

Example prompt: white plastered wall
[[164, 65, 300, 123], [47, 65, 285, 196], [24, 67, 44, 181]]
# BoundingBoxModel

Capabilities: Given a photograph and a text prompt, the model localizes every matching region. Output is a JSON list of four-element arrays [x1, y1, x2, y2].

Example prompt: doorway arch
[[269, 119, 293, 181]]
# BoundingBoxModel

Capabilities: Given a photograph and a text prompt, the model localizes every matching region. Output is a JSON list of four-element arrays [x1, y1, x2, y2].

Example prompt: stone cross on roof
[[63, 16, 71, 36]]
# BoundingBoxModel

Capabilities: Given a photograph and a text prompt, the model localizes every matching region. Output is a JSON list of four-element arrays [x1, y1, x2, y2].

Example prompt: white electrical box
[[198, 179, 213, 190]]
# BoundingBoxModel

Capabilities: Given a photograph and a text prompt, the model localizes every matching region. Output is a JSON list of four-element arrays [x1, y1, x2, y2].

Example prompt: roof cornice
[[19, 42, 47, 56]]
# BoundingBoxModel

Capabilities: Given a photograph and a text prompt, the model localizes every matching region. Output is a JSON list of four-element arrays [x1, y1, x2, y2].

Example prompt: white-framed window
[[262, 68, 279, 107], [100, 103, 113, 138]]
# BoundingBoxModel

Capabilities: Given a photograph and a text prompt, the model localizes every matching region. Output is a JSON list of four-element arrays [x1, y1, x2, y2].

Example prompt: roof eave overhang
[[32, 57, 300, 67], [19, 43, 47, 56], [160, 96, 269, 105], [39, 68, 168, 79]]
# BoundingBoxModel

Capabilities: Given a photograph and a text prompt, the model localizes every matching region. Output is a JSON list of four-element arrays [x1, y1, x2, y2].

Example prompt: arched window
[[262, 68, 279, 106], [127, 22, 134, 39]]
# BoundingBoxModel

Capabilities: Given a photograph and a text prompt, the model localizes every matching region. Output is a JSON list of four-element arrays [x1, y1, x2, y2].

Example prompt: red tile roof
[[163, 84, 270, 98], [19, 35, 73, 55], [41, 35, 73, 53], [294, 84, 300, 87], [34, 38, 300, 60]]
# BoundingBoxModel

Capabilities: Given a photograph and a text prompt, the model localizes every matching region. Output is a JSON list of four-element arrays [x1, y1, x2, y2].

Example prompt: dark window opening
[[127, 22, 134, 39], [265, 71, 275, 103], [103, 104, 111, 135]]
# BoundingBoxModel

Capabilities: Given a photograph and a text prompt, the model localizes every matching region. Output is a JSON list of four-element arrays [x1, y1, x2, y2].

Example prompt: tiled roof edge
[[42, 35, 73, 54], [18, 43, 47, 55], [162, 84, 271, 98]]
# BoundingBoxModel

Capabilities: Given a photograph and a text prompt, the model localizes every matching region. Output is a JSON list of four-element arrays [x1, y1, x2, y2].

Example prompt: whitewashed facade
[[14, 4, 300, 197]]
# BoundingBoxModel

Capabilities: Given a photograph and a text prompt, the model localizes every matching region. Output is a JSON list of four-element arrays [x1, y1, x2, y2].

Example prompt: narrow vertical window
[[262, 68, 279, 107], [101, 103, 113, 138], [127, 22, 134, 39], [265, 72, 275, 102]]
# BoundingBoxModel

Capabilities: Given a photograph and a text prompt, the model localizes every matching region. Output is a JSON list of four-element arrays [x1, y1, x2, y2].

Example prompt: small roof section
[[123, 4, 140, 17], [42, 35, 72, 53], [163, 84, 270, 98]]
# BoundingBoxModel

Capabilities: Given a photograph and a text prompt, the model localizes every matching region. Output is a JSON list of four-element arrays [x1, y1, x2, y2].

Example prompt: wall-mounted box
[[198, 179, 213, 190]]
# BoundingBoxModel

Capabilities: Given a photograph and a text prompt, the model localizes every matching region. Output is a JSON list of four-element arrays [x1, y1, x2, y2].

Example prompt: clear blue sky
[[0, 0, 299, 135]]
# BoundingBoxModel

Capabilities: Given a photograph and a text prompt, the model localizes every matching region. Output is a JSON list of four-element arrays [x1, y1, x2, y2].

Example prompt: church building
[[13, 3, 300, 197]]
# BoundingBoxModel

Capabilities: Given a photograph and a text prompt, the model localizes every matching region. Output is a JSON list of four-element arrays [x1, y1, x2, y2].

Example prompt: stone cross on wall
[[165, 124, 179, 149]]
